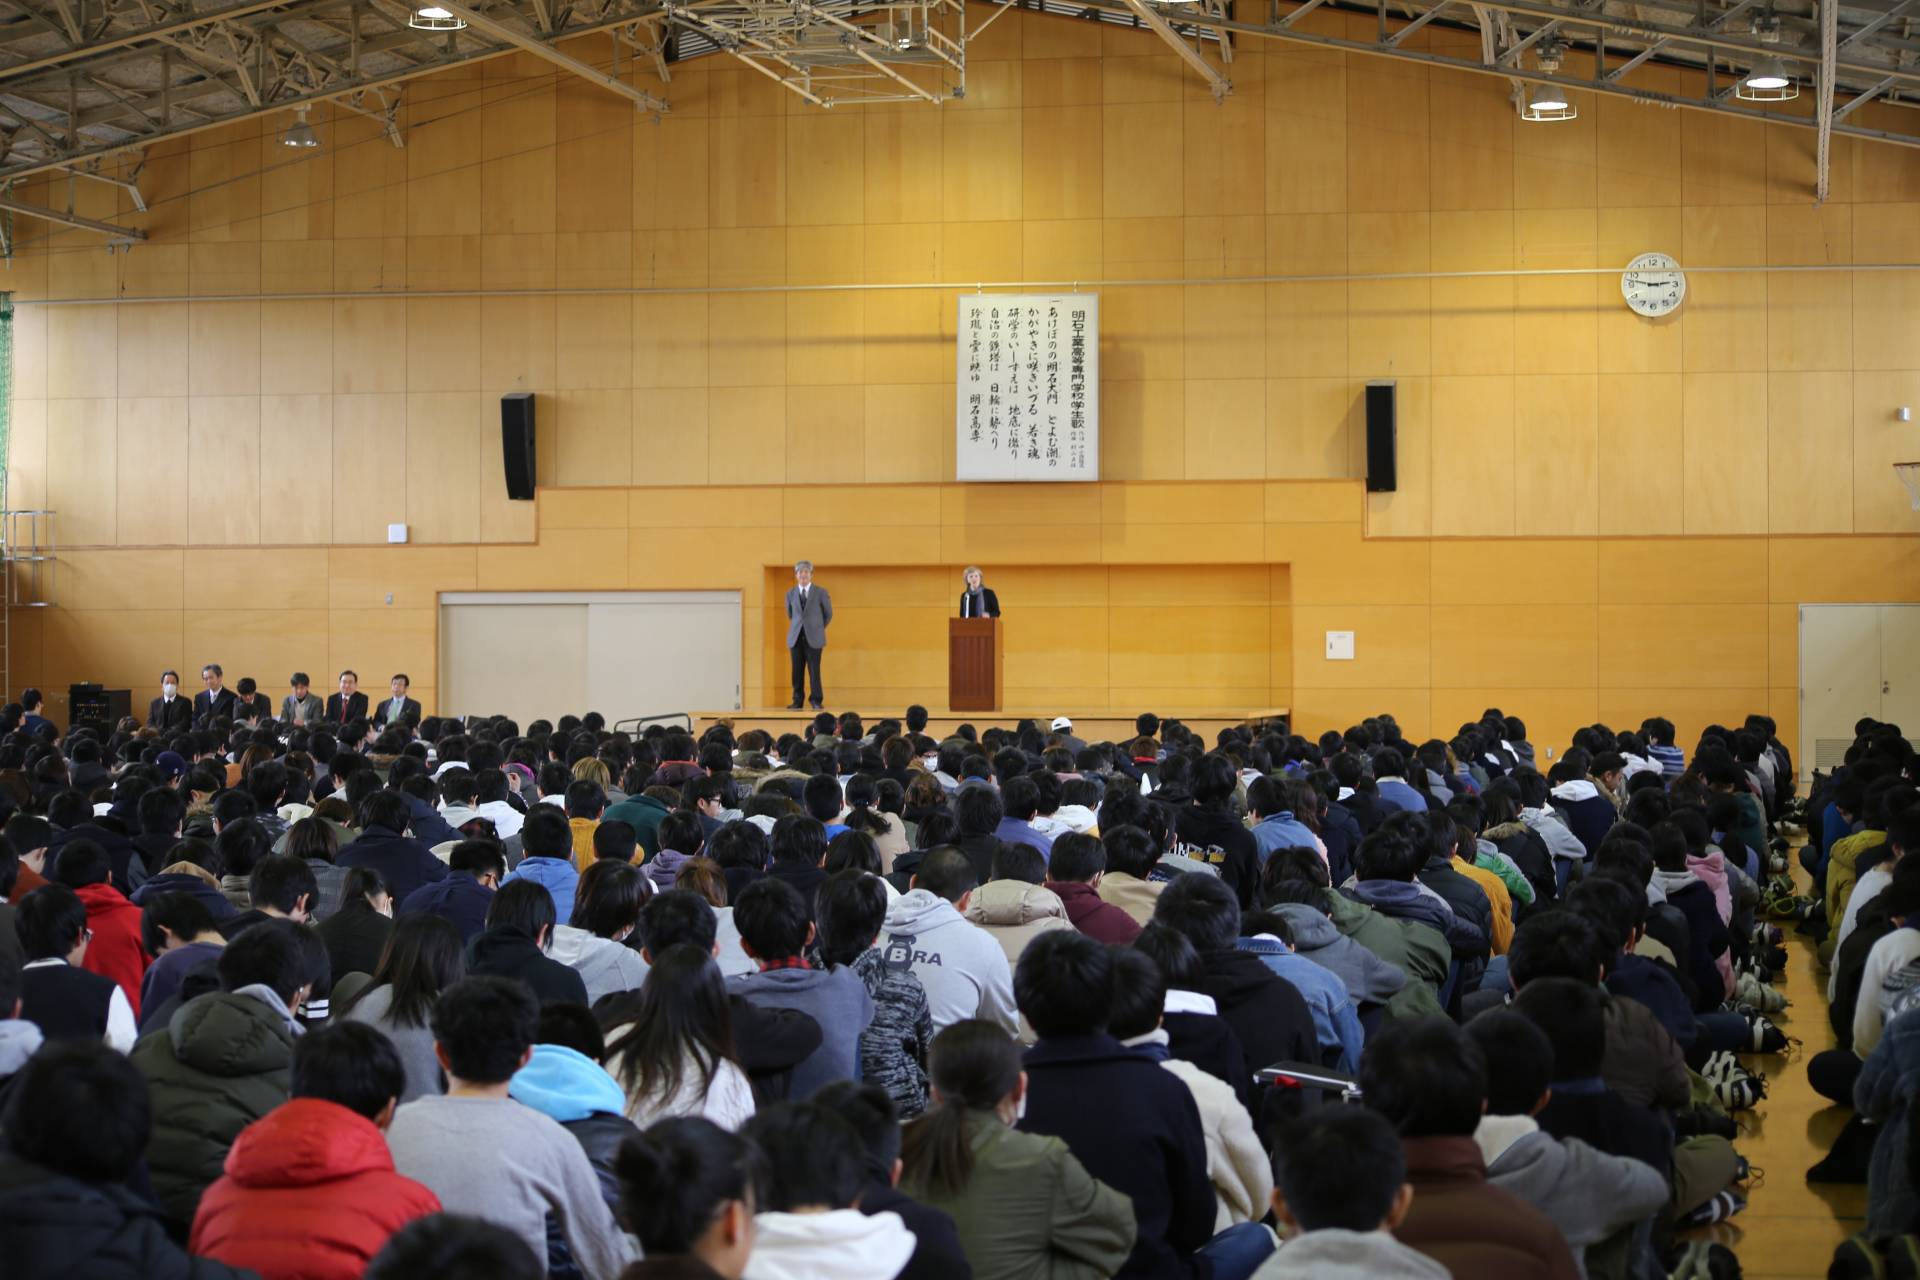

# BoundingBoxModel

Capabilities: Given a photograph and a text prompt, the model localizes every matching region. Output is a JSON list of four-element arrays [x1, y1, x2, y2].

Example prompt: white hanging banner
[[955, 293, 1099, 482]]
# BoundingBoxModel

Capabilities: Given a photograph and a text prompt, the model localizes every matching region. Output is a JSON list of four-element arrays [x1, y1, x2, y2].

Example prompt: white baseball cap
[[1050, 716, 1073, 731]]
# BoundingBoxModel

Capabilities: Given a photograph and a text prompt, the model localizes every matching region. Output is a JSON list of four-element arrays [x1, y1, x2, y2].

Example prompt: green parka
[[130, 990, 294, 1227]]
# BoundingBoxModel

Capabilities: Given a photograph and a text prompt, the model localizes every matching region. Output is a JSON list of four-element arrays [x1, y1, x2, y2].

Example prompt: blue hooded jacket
[[502, 854, 578, 924], [1236, 936, 1365, 1072], [510, 1044, 627, 1123]]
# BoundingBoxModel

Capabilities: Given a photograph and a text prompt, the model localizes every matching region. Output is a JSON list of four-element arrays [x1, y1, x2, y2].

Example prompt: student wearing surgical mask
[[148, 670, 194, 735]]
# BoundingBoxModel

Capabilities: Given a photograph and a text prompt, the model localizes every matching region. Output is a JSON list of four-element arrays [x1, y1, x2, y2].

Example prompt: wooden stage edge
[[691, 708, 1292, 743]]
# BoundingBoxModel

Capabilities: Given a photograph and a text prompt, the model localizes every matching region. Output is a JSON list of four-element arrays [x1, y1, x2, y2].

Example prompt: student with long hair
[[604, 943, 754, 1130], [898, 1019, 1134, 1280], [842, 774, 909, 869], [340, 913, 467, 1101], [315, 865, 393, 981]]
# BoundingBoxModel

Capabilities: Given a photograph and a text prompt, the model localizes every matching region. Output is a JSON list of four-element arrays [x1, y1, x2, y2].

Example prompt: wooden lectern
[[948, 617, 1003, 712]]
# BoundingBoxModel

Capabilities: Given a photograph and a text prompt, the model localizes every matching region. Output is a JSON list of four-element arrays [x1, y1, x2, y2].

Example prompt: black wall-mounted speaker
[[1364, 380, 1397, 494], [502, 392, 536, 501]]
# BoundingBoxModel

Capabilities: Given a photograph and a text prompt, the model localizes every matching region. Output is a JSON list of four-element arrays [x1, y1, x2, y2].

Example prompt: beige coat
[[963, 880, 1075, 971], [964, 881, 1075, 1044], [1096, 872, 1164, 927]]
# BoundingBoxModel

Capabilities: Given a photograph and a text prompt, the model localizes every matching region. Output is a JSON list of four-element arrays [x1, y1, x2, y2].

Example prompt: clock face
[[1622, 252, 1686, 318]]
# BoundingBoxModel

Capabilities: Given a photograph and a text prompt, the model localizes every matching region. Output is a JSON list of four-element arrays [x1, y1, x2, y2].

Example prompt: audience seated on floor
[[0, 696, 1872, 1278]]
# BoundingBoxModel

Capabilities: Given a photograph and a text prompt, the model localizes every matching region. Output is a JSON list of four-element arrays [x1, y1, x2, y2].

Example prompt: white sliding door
[[441, 592, 741, 726]]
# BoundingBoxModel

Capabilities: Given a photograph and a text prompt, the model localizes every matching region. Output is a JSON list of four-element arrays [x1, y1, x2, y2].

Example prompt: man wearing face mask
[[148, 670, 194, 734]]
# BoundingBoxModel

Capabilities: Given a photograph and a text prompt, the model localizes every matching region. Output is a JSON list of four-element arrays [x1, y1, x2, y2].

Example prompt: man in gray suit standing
[[785, 559, 833, 710]]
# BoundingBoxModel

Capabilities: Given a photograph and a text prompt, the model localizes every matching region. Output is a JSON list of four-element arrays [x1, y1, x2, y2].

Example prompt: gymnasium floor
[[1694, 864, 1867, 1278]]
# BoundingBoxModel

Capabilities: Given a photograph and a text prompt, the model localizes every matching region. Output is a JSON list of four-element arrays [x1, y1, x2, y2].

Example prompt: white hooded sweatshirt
[[743, 1208, 917, 1280]]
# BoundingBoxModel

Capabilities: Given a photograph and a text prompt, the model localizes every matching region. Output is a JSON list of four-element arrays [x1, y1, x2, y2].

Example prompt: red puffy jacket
[[74, 881, 151, 1018], [190, 1098, 441, 1280]]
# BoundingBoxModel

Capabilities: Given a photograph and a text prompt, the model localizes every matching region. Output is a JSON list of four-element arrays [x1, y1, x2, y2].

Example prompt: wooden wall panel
[[11, 7, 1920, 742], [186, 397, 262, 545], [116, 399, 191, 546], [1597, 374, 1685, 534], [1768, 372, 1854, 533], [46, 399, 118, 547], [1681, 373, 1770, 535]]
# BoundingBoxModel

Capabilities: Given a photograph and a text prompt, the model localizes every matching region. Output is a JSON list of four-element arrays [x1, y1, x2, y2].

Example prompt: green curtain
[[0, 291, 12, 514]]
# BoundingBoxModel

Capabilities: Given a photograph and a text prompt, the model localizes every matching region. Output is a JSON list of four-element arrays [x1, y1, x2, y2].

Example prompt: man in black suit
[[325, 669, 369, 726], [192, 664, 236, 728], [147, 670, 193, 735], [372, 673, 423, 730]]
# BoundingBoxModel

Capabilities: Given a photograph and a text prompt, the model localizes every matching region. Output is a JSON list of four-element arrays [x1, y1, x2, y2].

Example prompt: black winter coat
[[466, 926, 589, 1007], [0, 1155, 255, 1280], [336, 824, 447, 903], [1193, 949, 1319, 1078], [1418, 855, 1495, 952], [1171, 806, 1260, 909], [1020, 1032, 1214, 1279], [862, 1181, 973, 1280], [1485, 821, 1558, 910]]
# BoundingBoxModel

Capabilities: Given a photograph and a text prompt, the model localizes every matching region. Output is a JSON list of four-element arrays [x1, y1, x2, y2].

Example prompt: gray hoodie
[[1251, 1228, 1449, 1280], [881, 888, 1019, 1037], [548, 924, 650, 1005], [730, 964, 875, 1098], [1270, 902, 1408, 1008], [1475, 1115, 1668, 1280], [0, 1018, 44, 1080]]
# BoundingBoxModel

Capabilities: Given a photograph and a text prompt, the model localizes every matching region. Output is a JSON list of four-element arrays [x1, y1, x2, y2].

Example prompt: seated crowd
[[0, 689, 1886, 1279]]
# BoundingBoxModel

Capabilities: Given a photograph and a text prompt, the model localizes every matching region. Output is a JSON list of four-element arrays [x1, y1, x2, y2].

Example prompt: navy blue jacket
[[1417, 854, 1494, 952], [130, 872, 238, 922], [338, 823, 448, 903], [1657, 878, 1729, 1013], [400, 872, 496, 942], [1020, 1033, 1215, 1279], [1552, 790, 1618, 858], [1319, 801, 1361, 888], [50, 822, 143, 896], [1606, 952, 1697, 1052]]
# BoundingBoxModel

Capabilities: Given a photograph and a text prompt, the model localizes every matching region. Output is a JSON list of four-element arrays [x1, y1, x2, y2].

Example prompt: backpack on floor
[[1829, 1232, 1920, 1279]]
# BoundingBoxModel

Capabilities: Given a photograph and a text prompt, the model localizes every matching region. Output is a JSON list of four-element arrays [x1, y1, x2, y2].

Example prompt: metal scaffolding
[[0, 0, 1912, 226]]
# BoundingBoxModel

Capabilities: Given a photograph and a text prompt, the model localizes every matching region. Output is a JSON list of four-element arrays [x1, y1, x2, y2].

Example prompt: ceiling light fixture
[[1519, 82, 1576, 121], [1737, 56, 1798, 100], [409, 4, 466, 30], [279, 104, 319, 149]]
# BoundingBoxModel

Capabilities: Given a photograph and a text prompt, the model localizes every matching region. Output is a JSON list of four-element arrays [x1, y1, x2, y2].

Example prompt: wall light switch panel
[[1325, 631, 1356, 661]]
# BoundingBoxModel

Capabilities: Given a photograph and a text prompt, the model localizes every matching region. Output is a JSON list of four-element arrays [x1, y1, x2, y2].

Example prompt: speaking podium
[[948, 617, 1003, 713]]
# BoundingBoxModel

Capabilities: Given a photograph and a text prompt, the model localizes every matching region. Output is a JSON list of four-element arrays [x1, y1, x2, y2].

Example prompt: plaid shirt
[[759, 955, 812, 972]]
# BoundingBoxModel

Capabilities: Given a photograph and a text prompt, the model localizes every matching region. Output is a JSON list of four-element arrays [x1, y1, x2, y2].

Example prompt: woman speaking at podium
[[959, 566, 1001, 619]]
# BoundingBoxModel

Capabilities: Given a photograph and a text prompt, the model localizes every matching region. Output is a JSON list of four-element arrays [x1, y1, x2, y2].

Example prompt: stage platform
[[691, 707, 1291, 744]]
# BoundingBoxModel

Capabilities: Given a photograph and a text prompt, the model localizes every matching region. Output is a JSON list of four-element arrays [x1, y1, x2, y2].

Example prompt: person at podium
[[958, 566, 1001, 619]]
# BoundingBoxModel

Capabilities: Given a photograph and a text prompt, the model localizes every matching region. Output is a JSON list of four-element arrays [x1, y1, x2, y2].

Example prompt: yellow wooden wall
[[4, 5, 1919, 743], [13, 479, 1920, 755], [5, 6, 1920, 543]]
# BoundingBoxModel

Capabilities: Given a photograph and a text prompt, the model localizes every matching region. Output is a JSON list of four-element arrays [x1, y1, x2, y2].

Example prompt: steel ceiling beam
[[431, 0, 668, 110], [1067, 0, 1920, 150], [0, 192, 144, 238], [0, 0, 306, 80], [1117, 0, 1232, 97], [0, 0, 670, 177]]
